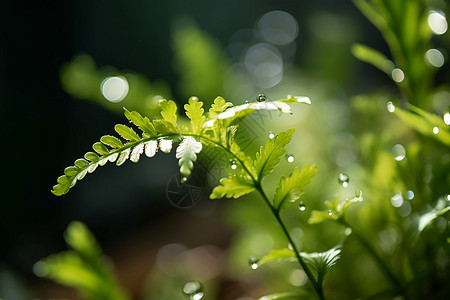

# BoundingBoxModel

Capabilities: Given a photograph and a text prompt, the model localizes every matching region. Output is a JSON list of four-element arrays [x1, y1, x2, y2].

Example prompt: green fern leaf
[[184, 97, 206, 134], [300, 246, 342, 285], [273, 165, 318, 210], [203, 95, 310, 128], [254, 129, 295, 181], [175, 136, 202, 177], [153, 119, 178, 134], [159, 99, 178, 126], [210, 176, 255, 199], [92, 142, 109, 156], [100, 135, 123, 149], [114, 124, 140, 142], [124, 108, 157, 136], [207, 96, 233, 119]]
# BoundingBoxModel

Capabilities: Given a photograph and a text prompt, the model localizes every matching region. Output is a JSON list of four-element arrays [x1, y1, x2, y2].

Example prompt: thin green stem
[[255, 183, 326, 300], [339, 219, 408, 300], [190, 134, 326, 299]]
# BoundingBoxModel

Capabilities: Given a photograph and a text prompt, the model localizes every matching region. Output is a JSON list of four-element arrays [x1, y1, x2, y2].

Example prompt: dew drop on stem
[[355, 189, 362, 198], [338, 173, 349, 187], [328, 210, 333, 216], [268, 131, 275, 140]]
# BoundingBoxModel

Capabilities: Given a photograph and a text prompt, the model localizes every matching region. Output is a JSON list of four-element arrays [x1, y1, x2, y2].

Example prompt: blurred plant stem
[[339, 218, 409, 300]]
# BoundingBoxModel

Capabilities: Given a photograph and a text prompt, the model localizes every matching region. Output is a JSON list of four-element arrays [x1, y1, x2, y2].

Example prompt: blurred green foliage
[[34, 221, 128, 300]]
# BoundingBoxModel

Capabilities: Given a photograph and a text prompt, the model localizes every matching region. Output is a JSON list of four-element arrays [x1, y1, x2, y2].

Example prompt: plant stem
[[197, 137, 326, 299], [255, 183, 326, 300], [339, 219, 408, 299]]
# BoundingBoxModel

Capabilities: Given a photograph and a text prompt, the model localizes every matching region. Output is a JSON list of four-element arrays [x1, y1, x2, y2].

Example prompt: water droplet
[[268, 131, 275, 140], [230, 159, 237, 170], [299, 201, 306, 211], [245, 100, 250, 104], [286, 152, 295, 163], [328, 210, 333, 216], [256, 93, 267, 102], [344, 227, 352, 236], [248, 256, 259, 269], [428, 11, 448, 35], [392, 144, 406, 161], [189, 96, 199, 102], [338, 173, 349, 187], [446, 194, 450, 201], [433, 126, 439, 134], [391, 68, 405, 82], [405, 190, 414, 200], [387, 101, 396, 113], [183, 281, 203, 300], [391, 193, 403, 207], [444, 112, 450, 125], [181, 177, 188, 183], [355, 189, 362, 198]]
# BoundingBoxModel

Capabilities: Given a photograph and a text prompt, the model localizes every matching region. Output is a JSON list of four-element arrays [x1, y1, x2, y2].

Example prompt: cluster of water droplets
[[229, 159, 238, 170], [183, 280, 204, 300]]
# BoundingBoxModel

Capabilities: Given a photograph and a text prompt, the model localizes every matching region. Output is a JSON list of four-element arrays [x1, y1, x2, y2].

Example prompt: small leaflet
[[98, 157, 108, 166], [130, 144, 144, 163], [87, 163, 98, 173], [116, 148, 131, 166], [144, 140, 158, 157], [159, 139, 173, 153], [108, 153, 119, 163], [76, 168, 88, 181]]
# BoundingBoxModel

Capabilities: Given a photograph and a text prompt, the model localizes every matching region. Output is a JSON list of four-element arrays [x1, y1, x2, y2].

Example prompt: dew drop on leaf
[[256, 93, 267, 102], [268, 131, 275, 140], [248, 256, 259, 269], [338, 173, 349, 187], [328, 210, 333, 216], [344, 227, 352, 236], [183, 281, 204, 300], [299, 201, 306, 211], [230, 159, 238, 170]]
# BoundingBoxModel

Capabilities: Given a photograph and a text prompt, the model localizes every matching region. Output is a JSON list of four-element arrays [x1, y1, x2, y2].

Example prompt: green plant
[[49, 94, 356, 299]]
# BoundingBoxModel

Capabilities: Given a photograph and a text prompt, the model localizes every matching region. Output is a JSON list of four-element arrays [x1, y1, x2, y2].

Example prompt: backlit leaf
[[175, 136, 203, 177], [210, 176, 255, 199], [273, 165, 318, 210], [254, 129, 295, 180]]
